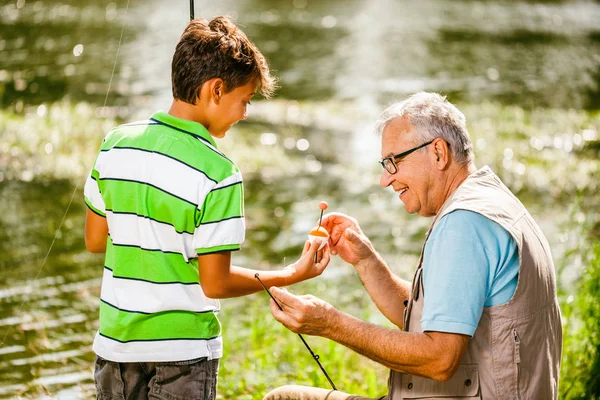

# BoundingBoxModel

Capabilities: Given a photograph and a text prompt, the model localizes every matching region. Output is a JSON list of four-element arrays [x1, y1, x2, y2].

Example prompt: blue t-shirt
[[421, 210, 519, 336]]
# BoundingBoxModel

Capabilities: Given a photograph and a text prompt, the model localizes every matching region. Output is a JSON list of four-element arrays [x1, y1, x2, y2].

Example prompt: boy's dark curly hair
[[171, 16, 277, 104]]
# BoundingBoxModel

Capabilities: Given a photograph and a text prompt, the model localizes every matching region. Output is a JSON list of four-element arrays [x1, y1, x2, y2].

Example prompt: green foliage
[[560, 238, 600, 399], [0, 101, 121, 181]]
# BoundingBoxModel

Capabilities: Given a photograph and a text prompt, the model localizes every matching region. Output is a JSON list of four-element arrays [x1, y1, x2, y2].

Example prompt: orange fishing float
[[308, 201, 329, 251]]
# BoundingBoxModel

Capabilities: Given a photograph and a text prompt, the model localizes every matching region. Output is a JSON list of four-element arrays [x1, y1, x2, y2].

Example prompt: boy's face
[[208, 80, 257, 138]]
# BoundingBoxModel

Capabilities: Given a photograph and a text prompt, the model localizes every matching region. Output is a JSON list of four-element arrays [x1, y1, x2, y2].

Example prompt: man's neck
[[436, 162, 477, 214]]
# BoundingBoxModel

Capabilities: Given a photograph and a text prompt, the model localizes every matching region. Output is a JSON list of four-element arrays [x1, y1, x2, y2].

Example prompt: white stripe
[[100, 268, 219, 314], [83, 175, 106, 213], [93, 332, 223, 362], [107, 212, 195, 258], [193, 217, 245, 250], [213, 171, 242, 190], [122, 119, 155, 126], [96, 148, 215, 205]]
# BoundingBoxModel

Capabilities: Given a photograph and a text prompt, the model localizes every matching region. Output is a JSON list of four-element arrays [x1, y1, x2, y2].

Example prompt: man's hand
[[286, 239, 330, 283], [269, 287, 334, 336], [320, 212, 376, 266]]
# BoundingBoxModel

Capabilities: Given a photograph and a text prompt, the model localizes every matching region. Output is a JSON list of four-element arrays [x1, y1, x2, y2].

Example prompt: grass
[[558, 206, 600, 400]]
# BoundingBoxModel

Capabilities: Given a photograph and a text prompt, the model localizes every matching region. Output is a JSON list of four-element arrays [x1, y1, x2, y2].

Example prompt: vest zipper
[[513, 329, 522, 400]]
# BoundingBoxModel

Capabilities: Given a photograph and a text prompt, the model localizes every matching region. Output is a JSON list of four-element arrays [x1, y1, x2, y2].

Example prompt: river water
[[0, 0, 599, 397]]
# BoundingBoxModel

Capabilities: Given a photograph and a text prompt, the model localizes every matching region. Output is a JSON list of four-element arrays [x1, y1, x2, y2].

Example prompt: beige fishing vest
[[388, 166, 562, 400]]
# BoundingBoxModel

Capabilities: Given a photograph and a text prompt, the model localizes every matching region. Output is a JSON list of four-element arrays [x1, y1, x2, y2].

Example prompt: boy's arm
[[85, 208, 108, 253], [84, 153, 107, 253], [198, 239, 329, 299]]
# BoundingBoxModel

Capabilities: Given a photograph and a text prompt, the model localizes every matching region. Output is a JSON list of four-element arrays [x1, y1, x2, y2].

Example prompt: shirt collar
[[150, 110, 217, 148]]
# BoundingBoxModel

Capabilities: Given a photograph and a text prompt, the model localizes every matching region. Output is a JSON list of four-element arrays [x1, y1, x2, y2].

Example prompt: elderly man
[[263, 92, 562, 400]]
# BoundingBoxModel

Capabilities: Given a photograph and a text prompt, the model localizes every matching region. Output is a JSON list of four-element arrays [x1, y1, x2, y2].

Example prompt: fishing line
[[0, 0, 130, 347]]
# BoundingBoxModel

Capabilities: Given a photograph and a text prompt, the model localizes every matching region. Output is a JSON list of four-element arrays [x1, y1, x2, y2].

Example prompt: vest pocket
[[399, 364, 481, 399]]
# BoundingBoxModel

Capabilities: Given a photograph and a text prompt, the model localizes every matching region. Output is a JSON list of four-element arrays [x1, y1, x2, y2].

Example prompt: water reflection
[[0, 0, 137, 109], [121, 0, 600, 109], [1, 1, 599, 109], [0, 181, 101, 397]]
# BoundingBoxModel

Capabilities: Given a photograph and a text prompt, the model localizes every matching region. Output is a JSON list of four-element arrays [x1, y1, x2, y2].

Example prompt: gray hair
[[374, 92, 474, 164]]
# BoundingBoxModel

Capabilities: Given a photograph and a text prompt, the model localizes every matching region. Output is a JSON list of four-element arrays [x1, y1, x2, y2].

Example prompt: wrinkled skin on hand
[[269, 286, 334, 336]]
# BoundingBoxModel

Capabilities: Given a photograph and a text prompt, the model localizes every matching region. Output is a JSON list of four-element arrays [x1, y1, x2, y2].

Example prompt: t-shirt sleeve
[[420, 210, 516, 336], [193, 172, 245, 255], [83, 163, 106, 217]]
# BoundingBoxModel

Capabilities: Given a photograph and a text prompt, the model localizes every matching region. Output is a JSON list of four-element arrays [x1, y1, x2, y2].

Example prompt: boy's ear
[[210, 78, 224, 104]]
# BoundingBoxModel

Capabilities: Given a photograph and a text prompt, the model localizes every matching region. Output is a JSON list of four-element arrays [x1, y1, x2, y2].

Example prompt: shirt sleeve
[[193, 172, 245, 255], [420, 210, 517, 336], [83, 164, 106, 217]]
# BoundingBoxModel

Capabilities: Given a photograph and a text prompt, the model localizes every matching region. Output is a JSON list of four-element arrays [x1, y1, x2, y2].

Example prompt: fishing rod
[[190, 0, 194, 20], [255, 273, 338, 391]]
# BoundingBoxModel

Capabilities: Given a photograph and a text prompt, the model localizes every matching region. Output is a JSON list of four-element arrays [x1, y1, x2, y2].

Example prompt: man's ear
[[433, 138, 450, 170]]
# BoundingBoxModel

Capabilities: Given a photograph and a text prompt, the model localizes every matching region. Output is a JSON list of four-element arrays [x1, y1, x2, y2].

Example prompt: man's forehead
[[383, 116, 413, 136], [381, 117, 414, 153]]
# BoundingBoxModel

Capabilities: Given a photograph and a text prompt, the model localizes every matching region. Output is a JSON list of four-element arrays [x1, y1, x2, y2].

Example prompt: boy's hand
[[321, 212, 376, 266], [286, 239, 330, 283]]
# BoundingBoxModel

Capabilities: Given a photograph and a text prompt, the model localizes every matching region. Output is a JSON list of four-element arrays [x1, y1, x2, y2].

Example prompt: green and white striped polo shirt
[[83, 111, 245, 362]]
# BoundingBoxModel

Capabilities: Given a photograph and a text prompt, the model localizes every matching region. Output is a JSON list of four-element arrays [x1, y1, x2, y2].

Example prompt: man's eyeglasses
[[379, 140, 434, 175]]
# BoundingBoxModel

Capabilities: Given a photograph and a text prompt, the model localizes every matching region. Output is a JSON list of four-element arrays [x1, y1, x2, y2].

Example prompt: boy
[[84, 16, 329, 400]]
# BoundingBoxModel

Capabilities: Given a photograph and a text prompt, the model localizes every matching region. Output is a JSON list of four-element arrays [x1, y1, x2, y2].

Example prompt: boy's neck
[[168, 99, 209, 131]]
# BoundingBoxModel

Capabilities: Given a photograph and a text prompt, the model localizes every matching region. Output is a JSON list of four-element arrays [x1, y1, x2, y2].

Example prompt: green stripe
[[100, 125, 239, 182], [99, 179, 198, 234], [99, 301, 221, 342], [106, 240, 199, 284], [91, 167, 100, 181], [197, 244, 241, 255], [85, 197, 106, 217], [199, 183, 244, 226]]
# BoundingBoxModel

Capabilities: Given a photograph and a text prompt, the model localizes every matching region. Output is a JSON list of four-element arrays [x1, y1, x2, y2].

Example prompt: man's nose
[[380, 169, 394, 188]]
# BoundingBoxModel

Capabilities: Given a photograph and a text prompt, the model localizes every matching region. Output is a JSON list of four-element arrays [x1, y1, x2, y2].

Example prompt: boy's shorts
[[94, 355, 219, 400]]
